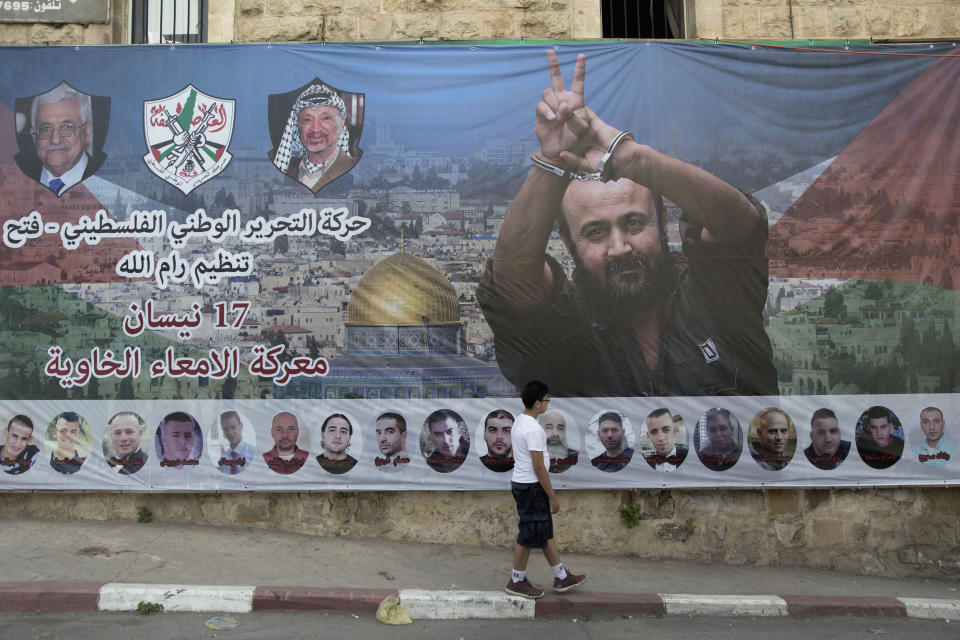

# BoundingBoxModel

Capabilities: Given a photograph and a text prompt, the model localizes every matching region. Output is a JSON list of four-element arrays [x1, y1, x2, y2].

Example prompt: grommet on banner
[[553, 44, 558, 49]]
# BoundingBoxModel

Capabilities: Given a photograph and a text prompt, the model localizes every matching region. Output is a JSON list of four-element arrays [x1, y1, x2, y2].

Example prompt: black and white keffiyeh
[[273, 84, 351, 173]]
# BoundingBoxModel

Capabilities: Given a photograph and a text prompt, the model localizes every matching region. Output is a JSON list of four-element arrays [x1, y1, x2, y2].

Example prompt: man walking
[[506, 380, 586, 599]]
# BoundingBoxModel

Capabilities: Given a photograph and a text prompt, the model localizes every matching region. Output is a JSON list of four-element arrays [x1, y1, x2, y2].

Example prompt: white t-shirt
[[511, 413, 546, 484]]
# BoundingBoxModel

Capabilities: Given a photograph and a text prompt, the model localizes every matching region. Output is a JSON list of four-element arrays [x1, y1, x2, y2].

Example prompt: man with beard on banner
[[480, 409, 515, 472], [478, 51, 777, 398], [269, 83, 358, 193], [590, 411, 634, 472], [539, 410, 579, 473]]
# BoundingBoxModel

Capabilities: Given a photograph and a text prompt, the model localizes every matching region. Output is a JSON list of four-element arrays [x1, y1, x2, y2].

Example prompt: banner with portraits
[[0, 41, 957, 490]]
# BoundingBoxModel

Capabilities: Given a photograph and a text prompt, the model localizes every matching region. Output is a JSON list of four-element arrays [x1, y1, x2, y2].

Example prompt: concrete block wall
[[1, 487, 958, 578]]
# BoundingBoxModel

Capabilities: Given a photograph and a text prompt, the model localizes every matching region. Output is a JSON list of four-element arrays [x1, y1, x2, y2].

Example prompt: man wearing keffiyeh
[[270, 83, 358, 193]]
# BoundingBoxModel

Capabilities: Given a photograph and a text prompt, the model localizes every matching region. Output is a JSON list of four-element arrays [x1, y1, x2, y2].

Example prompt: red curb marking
[[0, 582, 103, 612], [252, 586, 398, 615], [783, 595, 907, 618], [536, 592, 665, 618]]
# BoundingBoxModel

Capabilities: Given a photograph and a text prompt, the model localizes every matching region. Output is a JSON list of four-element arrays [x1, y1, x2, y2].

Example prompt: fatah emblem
[[143, 85, 235, 194]]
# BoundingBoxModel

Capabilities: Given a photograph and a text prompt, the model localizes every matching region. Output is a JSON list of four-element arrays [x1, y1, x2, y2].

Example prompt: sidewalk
[[0, 518, 957, 620]]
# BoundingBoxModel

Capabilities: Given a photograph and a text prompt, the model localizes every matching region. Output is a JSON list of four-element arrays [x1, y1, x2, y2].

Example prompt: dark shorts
[[512, 481, 553, 549]]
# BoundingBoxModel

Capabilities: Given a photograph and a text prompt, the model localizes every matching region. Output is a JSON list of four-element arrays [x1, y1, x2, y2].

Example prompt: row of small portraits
[[0, 404, 952, 477]]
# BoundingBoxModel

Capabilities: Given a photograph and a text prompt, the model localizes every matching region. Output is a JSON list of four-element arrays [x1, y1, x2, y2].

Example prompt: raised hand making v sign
[[478, 50, 778, 399]]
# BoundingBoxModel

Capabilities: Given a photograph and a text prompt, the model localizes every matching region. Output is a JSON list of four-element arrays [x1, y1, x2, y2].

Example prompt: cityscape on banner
[[1, 85, 955, 402]]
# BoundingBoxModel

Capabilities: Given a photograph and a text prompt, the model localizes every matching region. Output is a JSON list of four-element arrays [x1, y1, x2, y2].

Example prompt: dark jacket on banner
[[0, 443, 39, 475], [14, 149, 107, 193], [804, 440, 850, 471], [749, 442, 793, 471], [591, 447, 634, 472], [271, 148, 358, 193], [108, 448, 148, 475], [644, 443, 689, 470], [856, 434, 904, 470], [478, 219, 777, 397], [697, 443, 741, 471], [50, 451, 85, 474], [317, 453, 358, 475], [426, 438, 469, 473], [479, 454, 515, 473]]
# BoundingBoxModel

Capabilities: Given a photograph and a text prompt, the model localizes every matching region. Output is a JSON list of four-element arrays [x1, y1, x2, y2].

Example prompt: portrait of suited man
[[14, 83, 109, 196], [268, 79, 364, 194], [104, 411, 149, 475], [641, 408, 688, 472]]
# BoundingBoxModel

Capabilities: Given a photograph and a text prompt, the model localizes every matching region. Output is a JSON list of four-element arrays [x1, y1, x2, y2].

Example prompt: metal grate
[[131, 0, 208, 44], [602, 0, 684, 39]]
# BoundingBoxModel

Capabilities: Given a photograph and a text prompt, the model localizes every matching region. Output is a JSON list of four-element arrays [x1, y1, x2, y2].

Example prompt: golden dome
[[347, 252, 460, 326]]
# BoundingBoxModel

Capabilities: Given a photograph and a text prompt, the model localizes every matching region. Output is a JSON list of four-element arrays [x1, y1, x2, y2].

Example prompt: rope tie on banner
[[698, 38, 960, 57]]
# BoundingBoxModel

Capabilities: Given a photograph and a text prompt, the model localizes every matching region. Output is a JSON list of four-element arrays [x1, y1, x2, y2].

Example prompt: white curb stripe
[[98, 583, 255, 613], [399, 589, 536, 619], [661, 594, 788, 617], [898, 598, 960, 621]]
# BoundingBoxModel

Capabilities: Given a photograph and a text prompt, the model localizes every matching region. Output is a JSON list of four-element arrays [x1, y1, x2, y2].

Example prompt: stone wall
[[2, 487, 958, 579], [696, 0, 960, 41], [0, 0, 957, 44]]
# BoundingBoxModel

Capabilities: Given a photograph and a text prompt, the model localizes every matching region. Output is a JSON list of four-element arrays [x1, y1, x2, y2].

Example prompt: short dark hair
[[377, 412, 406, 433], [598, 411, 622, 427], [8, 414, 33, 434], [921, 406, 943, 421], [647, 408, 672, 422], [322, 413, 352, 435], [521, 380, 549, 409], [427, 408, 462, 430], [810, 408, 836, 425], [866, 406, 889, 422], [485, 409, 514, 427]]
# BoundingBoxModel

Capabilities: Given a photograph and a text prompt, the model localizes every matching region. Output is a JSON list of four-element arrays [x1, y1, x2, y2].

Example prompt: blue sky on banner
[[0, 42, 942, 193]]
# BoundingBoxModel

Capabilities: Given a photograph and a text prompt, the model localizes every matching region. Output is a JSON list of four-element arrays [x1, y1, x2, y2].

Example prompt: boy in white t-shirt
[[505, 380, 586, 599]]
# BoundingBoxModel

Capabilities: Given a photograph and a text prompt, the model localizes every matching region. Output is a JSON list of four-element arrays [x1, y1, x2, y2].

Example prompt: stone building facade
[[0, 0, 957, 44], [0, 1, 957, 579]]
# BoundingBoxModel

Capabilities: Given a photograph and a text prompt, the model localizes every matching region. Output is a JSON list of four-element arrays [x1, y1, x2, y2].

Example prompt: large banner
[[0, 42, 956, 490]]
